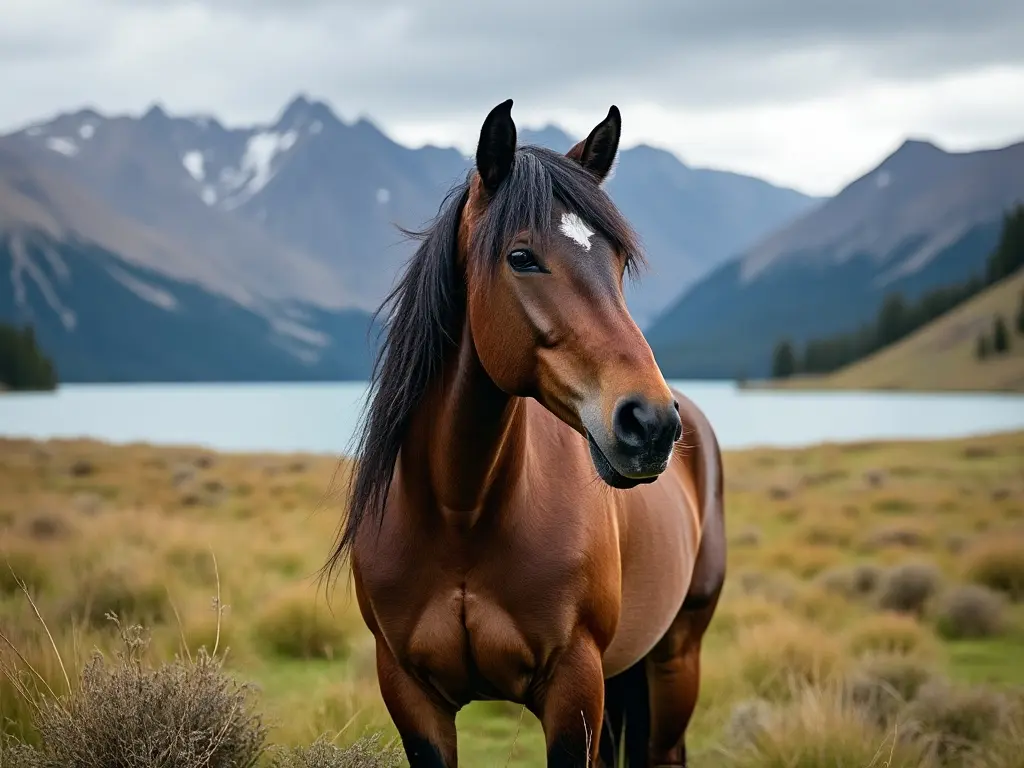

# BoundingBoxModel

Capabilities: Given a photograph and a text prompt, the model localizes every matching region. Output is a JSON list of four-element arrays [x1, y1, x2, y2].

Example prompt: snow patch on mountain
[[219, 130, 299, 209], [8, 236, 77, 330], [45, 137, 78, 157], [182, 151, 205, 181], [107, 264, 179, 310]]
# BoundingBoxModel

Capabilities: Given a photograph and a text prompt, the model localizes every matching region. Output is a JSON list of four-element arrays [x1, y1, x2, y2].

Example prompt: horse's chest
[[368, 548, 583, 706], [398, 584, 560, 706]]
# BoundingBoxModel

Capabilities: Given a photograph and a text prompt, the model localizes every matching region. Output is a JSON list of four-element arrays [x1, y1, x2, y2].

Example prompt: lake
[[1, 381, 1022, 455]]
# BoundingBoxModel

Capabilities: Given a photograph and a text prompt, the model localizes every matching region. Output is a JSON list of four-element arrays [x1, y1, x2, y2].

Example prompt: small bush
[[4, 618, 267, 768], [848, 654, 936, 725], [267, 734, 404, 768], [815, 563, 882, 600], [736, 619, 845, 700], [902, 680, 1015, 765], [933, 584, 1006, 640], [876, 562, 942, 615], [254, 592, 349, 660], [61, 569, 169, 629], [963, 537, 1024, 602], [845, 612, 941, 661], [713, 684, 929, 768]]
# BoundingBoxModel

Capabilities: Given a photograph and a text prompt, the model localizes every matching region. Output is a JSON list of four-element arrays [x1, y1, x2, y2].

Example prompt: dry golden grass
[[2, 429, 1024, 766]]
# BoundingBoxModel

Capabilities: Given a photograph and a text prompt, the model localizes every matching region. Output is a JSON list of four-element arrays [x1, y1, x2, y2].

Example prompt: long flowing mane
[[322, 145, 645, 584]]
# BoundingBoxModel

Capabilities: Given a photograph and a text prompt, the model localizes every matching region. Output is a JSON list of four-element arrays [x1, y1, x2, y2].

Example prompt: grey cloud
[[144, 0, 1024, 115], [3, 0, 1023, 140]]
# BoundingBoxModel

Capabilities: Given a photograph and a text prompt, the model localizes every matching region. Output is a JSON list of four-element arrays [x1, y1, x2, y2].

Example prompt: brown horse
[[323, 99, 726, 767]]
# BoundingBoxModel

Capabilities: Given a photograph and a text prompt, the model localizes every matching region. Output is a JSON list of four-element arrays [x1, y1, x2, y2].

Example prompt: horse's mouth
[[586, 433, 659, 490]]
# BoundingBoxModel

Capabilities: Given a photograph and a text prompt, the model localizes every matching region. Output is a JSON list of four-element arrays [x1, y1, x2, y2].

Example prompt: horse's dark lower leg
[[374, 641, 458, 767], [645, 594, 720, 767], [598, 670, 626, 767], [599, 660, 649, 767], [534, 637, 605, 768]]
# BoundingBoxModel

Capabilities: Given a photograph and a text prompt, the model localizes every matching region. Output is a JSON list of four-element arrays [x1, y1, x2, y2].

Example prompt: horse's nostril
[[613, 397, 651, 449], [612, 395, 683, 458]]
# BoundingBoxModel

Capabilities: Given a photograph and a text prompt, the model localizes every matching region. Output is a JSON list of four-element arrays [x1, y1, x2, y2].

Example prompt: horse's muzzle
[[583, 394, 681, 488]]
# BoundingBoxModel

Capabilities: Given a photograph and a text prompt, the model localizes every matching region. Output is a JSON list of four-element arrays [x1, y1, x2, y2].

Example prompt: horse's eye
[[507, 249, 542, 273]]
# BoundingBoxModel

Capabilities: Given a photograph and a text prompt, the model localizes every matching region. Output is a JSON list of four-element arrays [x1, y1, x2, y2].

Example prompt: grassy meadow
[[2, 430, 1024, 766]]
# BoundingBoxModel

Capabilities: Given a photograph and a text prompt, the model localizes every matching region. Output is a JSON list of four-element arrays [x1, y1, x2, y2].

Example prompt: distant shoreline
[[737, 376, 1024, 395]]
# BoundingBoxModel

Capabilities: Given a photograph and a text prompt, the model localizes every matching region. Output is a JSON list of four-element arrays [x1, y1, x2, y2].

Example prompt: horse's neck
[[406, 319, 527, 520]]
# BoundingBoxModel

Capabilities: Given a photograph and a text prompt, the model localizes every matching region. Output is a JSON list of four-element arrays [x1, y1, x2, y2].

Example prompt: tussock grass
[[3, 430, 1024, 765], [715, 683, 930, 768], [254, 589, 350, 661], [876, 561, 943, 615], [266, 734, 403, 768], [963, 535, 1024, 601], [0, 564, 398, 768], [736, 618, 847, 700], [933, 584, 1007, 640], [815, 563, 883, 600], [845, 612, 943, 661]]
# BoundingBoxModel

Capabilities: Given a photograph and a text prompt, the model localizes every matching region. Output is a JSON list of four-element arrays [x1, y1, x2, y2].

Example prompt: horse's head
[[461, 99, 681, 489]]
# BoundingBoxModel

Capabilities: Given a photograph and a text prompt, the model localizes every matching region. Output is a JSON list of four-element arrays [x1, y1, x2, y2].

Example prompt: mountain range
[[0, 95, 817, 382], [3, 94, 1019, 386], [646, 137, 1024, 379]]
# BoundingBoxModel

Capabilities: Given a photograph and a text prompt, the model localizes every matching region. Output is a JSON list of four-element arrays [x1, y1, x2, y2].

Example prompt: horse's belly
[[601, 482, 700, 677]]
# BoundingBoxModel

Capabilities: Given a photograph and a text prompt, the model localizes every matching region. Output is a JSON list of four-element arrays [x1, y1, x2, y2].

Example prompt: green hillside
[[752, 269, 1024, 393]]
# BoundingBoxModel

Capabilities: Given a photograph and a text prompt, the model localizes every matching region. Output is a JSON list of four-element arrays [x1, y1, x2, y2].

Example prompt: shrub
[[902, 680, 1015, 766], [254, 592, 349, 660], [876, 562, 942, 615], [933, 584, 1006, 640], [845, 612, 941, 661], [963, 537, 1024, 602], [848, 654, 936, 725], [736, 619, 845, 701], [3, 618, 267, 768], [713, 684, 929, 768], [815, 563, 882, 600]]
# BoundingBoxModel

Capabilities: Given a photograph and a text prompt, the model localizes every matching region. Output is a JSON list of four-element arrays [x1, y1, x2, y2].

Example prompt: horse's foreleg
[[645, 564, 722, 767], [375, 640, 458, 767], [533, 635, 605, 768]]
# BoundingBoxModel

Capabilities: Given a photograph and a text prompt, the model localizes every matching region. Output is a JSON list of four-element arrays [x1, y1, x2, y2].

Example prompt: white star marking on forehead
[[559, 212, 595, 251]]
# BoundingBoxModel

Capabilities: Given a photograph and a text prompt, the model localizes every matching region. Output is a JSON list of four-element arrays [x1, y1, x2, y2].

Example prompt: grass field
[[2, 430, 1024, 766], [748, 269, 1024, 394]]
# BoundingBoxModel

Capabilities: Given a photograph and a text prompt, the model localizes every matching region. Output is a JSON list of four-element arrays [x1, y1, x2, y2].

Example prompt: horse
[[322, 99, 726, 768]]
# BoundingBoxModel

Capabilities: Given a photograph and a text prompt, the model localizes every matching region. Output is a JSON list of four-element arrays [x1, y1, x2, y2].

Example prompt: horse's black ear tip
[[494, 98, 514, 116], [607, 105, 621, 124]]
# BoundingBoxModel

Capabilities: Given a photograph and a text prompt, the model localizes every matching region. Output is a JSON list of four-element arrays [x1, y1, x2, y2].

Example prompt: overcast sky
[[4, 0, 1023, 197]]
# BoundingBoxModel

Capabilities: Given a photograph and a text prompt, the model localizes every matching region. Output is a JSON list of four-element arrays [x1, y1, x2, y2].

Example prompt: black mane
[[322, 145, 644, 583]]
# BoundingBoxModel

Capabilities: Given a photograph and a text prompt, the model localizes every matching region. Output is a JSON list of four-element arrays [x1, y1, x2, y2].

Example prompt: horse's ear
[[566, 105, 621, 183], [476, 99, 517, 195]]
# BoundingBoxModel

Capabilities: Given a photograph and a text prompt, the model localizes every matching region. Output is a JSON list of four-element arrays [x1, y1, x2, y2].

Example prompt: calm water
[[1, 381, 1022, 455]]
